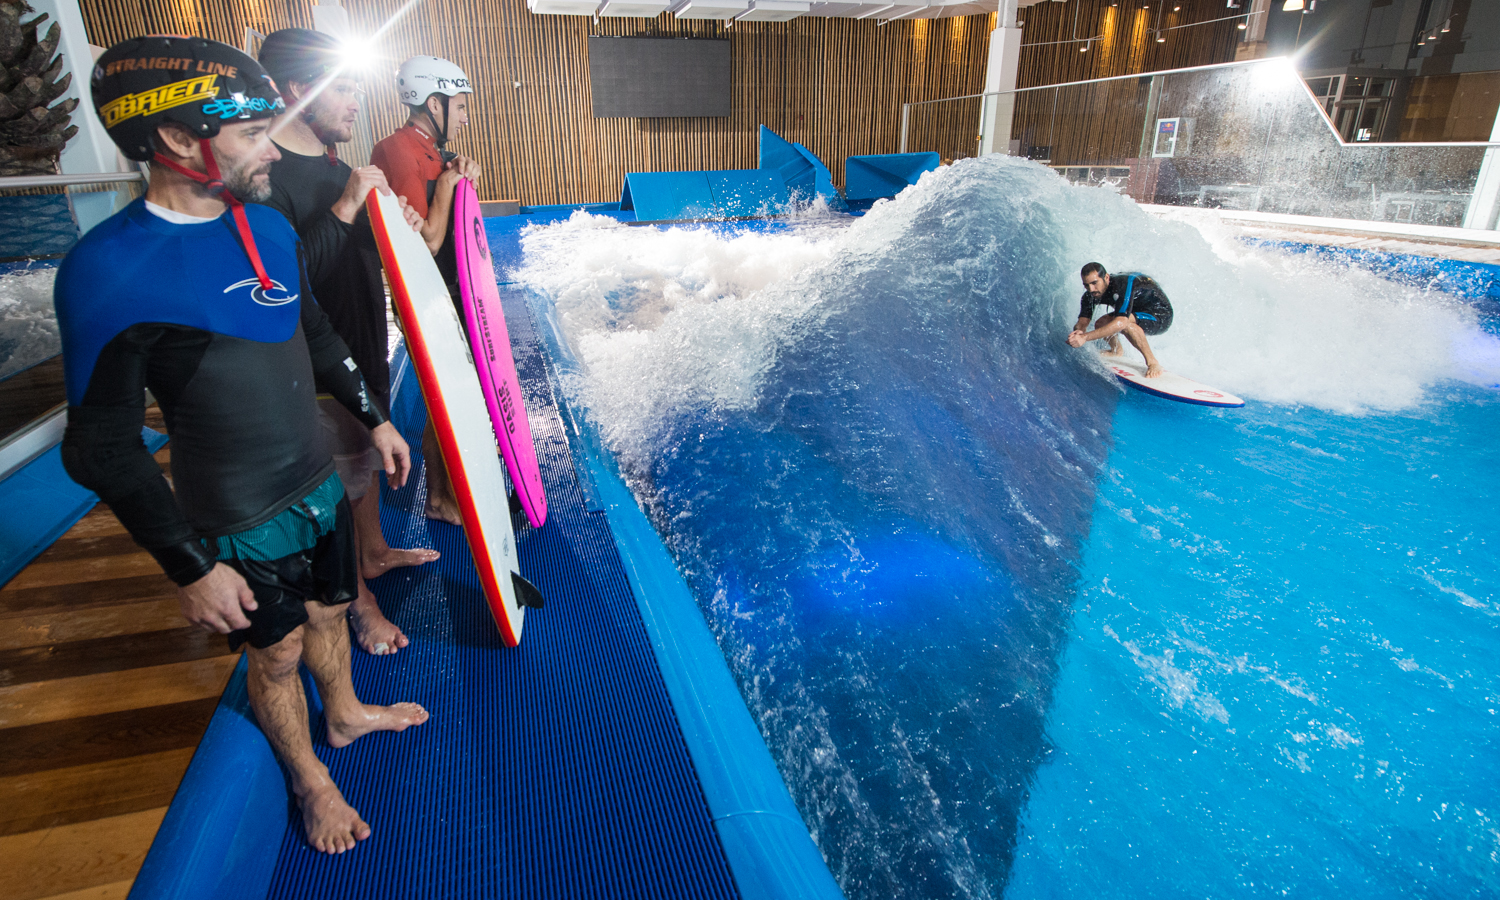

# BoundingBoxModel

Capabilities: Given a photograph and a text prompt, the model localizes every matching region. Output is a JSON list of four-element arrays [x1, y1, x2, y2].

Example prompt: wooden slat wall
[[79, 0, 996, 204]]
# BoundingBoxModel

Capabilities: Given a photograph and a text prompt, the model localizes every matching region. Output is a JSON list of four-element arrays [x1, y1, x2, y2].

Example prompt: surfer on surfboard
[[1066, 262, 1173, 378]]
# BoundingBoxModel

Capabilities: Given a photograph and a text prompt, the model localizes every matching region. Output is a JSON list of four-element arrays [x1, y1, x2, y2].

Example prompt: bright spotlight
[[337, 38, 375, 73], [1282, 0, 1303, 9]]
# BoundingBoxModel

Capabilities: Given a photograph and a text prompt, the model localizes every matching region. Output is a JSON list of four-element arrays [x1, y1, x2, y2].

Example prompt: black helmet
[[91, 36, 284, 162], [258, 28, 343, 89]]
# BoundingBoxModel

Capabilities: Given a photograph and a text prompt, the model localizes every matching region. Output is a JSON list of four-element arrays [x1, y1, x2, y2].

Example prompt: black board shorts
[[223, 497, 359, 650], [1103, 308, 1172, 337]]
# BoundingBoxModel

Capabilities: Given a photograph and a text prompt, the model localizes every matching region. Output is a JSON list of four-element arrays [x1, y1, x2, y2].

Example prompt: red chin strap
[[153, 138, 274, 291]]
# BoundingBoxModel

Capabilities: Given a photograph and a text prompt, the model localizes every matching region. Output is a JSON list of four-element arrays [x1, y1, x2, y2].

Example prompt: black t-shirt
[[260, 146, 391, 409], [1079, 272, 1172, 323]]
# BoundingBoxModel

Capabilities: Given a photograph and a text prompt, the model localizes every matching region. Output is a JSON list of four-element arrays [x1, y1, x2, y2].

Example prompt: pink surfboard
[[453, 179, 548, 528]]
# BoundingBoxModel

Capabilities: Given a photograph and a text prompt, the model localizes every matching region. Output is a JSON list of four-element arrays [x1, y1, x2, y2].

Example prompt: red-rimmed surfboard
[[1106, 357, 1245, 409], [368, 188, 543, 646], [453, 179, 547, 528]]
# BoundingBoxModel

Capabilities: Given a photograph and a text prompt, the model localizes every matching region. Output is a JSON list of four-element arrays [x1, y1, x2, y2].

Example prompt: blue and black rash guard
[[55, 198, 388, 587], [1079, 272, 1173, 324]]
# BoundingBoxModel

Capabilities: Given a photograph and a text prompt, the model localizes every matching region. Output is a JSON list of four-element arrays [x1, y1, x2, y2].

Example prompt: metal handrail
[[0, 171, 145, 189]]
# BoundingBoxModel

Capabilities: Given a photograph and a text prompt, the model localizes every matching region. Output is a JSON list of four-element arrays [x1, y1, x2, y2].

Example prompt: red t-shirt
[[370, 124, 443, 218]]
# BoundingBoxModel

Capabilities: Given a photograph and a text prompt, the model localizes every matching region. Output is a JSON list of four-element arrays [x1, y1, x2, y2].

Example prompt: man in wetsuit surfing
[[256, 28, 436, 657], [1067, 261, 1174, 378], [56, 37, 427, 854]]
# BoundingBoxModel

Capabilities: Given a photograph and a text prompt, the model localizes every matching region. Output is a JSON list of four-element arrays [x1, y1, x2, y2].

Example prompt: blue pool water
[[513, 156, 1500, 898]]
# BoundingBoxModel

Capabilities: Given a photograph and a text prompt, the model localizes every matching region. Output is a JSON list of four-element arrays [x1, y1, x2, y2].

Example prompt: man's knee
[[248, 627, 305, 680]]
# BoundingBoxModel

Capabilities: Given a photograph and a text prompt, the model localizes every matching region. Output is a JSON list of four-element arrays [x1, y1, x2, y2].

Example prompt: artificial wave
[[515, 155, 1489, 899]]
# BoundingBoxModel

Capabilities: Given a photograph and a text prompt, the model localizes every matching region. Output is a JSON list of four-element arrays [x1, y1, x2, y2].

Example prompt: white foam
[[0, 268, 60, 380], [517, 157, 1488, 430]]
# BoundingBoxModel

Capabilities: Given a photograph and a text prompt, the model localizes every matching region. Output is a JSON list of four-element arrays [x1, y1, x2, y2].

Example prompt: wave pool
[[513, 155, 1500, 899]]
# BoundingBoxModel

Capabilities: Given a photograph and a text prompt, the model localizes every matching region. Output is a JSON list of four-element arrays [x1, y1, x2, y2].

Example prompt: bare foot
[[361, 545, 440, 581], [297, 780, 371, 854], [424, 496, 465, 526], [1145, 361, 1165, 378], [349, 586, 409, 656], [326, 701, 430, 749]]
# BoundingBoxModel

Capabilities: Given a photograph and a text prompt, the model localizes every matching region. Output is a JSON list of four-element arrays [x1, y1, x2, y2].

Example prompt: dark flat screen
[[588, 37, 731, 118]]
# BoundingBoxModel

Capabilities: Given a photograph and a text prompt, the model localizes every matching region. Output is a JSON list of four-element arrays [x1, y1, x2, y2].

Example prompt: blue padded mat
[[0, 425, 167, 587], [262, 292, 740, 899]]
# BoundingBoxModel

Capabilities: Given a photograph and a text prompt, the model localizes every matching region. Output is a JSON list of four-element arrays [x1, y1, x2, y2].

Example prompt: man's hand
[[1066, 330, 1088, 348], [371, 421, 412, 489], [453, 155, 481, 183], [333, 165, 393, 224], [397, 195, 423, 232], [178, 563, 258, 634]]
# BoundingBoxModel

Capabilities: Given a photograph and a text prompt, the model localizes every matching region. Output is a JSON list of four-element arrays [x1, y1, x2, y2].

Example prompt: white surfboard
[[1105, 357, 1245, 408], [367, 189, 543, 646]]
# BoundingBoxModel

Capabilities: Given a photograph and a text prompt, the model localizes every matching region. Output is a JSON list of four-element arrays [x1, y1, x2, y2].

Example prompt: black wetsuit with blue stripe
[[1079, 272, 1173, 336], [55, 198, 387, 588]]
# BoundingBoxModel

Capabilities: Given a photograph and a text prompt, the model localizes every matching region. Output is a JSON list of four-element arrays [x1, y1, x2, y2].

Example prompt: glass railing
[[900, 58, 1500, 230], [0, 174, 145, 449]]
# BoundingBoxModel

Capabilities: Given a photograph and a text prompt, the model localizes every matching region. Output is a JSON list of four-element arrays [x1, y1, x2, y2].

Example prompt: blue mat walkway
[[262, 296, 740, 899]]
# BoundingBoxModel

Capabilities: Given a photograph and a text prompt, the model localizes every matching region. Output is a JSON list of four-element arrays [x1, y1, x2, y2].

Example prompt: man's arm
[[61, 325, 212, 584], [420, 158, 480, 254]]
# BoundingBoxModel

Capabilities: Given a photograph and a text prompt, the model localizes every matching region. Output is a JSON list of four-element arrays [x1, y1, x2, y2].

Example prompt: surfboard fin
[[508, 489, 524, 517], [512, 572, 545, 609]]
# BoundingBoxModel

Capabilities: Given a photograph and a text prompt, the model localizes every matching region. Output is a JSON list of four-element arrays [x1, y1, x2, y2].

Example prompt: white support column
[[32, 0, 131, 236], [1463, 109, 1500, 231], [978, 0, 1023, 157]]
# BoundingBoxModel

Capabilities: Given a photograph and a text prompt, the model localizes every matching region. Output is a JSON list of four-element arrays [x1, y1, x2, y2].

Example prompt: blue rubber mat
[[262, 295, 740, 899], [0, 426, 167, 587]]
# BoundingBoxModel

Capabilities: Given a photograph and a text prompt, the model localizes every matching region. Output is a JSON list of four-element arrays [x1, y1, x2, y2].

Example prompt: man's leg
[[1115, 317, 1165, 377], [422, 422, 463, 526], [244, 628, 369, 854], [357, 469, 440, 578], [348, 470, 437, 655], [301, 598, 429, 750]]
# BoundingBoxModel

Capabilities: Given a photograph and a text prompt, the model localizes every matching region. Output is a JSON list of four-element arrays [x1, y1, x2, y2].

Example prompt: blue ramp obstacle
[[618, 126, 849, 222], [844, 152, 940, 203], [757, 125, 844, 209], [620, 169, 790, 222]]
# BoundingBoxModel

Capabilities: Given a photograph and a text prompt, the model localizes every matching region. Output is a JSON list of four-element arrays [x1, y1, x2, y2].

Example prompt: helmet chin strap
[[152, 138, 274, 291], [422, 95, 451, 152]]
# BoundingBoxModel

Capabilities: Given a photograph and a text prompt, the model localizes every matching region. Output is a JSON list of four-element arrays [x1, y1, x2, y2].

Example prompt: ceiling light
[[1440, 17, 1451, 32], [1282, 0, 1302, 10], [1156, 34, 1165, 41], [1236, 20, 1246, 28]]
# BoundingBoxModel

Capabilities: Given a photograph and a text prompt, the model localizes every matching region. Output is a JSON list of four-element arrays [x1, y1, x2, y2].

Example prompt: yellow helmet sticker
[[100, 74, 219, 128]]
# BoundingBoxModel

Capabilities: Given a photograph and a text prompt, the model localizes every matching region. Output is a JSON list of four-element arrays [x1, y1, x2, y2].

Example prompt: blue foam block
[[844, 152, 940, 201], [621, 170, 719, 222], [127, 655, 290, 900], [758, 125, 843, 208], [0, 425, 167, 587], [709, 169, 791, 218]]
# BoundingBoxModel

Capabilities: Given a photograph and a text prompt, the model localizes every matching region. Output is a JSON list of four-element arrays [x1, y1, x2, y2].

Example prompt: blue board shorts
[[219, 474, 359, 650]]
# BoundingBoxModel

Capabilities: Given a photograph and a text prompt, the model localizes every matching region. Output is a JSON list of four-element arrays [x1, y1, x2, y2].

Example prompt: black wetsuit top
[[55, 199, 387, 587], [1079, 272, 1173, 325], [260, 145, 391, 411]]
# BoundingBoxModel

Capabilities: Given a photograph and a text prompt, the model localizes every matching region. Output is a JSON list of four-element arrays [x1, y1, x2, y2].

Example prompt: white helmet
[[396, 55, 472, 107]]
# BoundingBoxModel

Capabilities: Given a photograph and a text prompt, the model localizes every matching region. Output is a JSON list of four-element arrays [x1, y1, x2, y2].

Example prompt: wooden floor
[[0, 408, 239, 900]]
